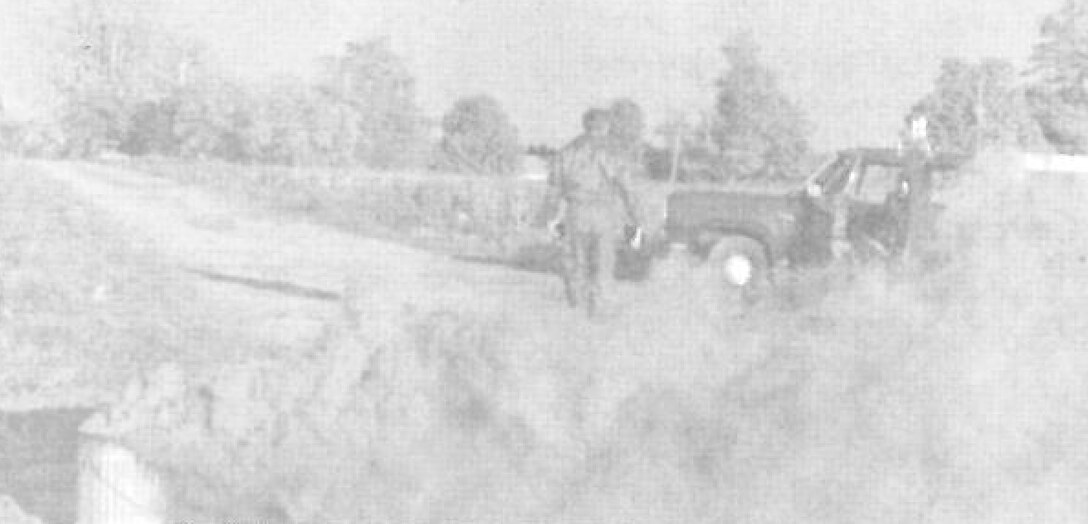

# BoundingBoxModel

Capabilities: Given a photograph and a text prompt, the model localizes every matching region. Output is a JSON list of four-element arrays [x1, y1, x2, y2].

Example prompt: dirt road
[[36, 161, 760, 384], [23, 161, 784, 523], [37, 161, 591, 351], [38, 160, 759, 354]]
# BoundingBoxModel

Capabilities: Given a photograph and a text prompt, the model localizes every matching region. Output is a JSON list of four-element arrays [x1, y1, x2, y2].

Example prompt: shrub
[[436, 95, 522, 176]]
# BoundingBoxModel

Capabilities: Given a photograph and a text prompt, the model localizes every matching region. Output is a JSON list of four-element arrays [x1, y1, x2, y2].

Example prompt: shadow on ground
[[183, 267, 342, 302]]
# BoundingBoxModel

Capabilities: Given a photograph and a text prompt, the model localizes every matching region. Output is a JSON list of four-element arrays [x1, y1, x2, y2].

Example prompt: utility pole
[[668, 112, 699, 185], [177, 46, 195, 87], [668, 125, 682, 185], [976, 73, 985, 153]]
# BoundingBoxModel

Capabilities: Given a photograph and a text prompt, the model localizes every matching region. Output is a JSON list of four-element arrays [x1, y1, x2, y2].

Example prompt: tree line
[[0, 0, 812, 181], [4, 0, 1088, 179], [907, 0, 1088, 155]]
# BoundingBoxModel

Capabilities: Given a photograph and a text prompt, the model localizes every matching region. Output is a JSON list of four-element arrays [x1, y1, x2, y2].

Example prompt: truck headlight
[[723, 255, 753, 286]]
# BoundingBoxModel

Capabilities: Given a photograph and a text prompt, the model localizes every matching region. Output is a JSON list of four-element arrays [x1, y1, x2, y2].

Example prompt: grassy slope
[[102, 154, 1088, 524], [121, 158, 550, 258], [117, 157, 799, 258], [0, 161, 223, 410]]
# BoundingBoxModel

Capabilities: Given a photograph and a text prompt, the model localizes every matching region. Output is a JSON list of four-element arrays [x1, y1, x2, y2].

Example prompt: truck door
[[848, 162, 908, 257], [793, 154, 859, 265]]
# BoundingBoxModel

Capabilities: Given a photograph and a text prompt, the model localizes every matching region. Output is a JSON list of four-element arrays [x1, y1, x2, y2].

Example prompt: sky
[[0, 0, 1061, 150]]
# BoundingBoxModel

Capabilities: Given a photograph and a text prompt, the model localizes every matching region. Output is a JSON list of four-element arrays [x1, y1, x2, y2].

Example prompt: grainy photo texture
[[0, 1, 1085, 523]]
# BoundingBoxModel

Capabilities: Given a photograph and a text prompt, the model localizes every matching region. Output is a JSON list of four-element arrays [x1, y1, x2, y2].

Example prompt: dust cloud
[[96, 154, 1088, 523]]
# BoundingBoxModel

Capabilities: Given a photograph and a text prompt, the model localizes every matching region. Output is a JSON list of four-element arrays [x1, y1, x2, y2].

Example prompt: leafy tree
[[50, 0, 202, 157], [1028, 0, 1088, 104], [121, 99, 178, 155], [171, 78, 255, 161], [1026, 96, 1088, 153], [913, 58, 1048, 153], [712, 32, 810, 179], [162, 39, 430, 168], [56, 89, 128, 157], [306, 92, 360, 167], [437, 95, 521, 176], [1026, 0, 1088, 153], [316, 38, 428, 169], [247, 80, 316, 165], [650, 111, 729, 182]]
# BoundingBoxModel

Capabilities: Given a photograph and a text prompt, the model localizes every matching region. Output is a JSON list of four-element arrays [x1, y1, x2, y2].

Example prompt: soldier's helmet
[[582, 109, 612, 135]]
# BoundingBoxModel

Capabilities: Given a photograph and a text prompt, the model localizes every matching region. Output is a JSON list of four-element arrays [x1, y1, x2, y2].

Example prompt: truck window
[[811, 155, 856, 195], [855, 164, 902, 203]]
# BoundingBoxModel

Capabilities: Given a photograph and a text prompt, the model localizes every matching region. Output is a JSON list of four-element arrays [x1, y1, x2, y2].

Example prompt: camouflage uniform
[[543, 118, 641, 315]]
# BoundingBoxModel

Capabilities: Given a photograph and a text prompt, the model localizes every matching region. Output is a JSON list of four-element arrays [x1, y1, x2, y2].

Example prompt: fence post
[[78, 418, 167, 524]]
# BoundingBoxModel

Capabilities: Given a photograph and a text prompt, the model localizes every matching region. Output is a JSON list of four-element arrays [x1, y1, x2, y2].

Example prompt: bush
[[912, 58, 1049, 153], [436, 95, 522, 176]]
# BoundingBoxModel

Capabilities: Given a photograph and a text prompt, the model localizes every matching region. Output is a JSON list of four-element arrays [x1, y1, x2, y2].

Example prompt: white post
[[668, 127, 682, 185], [78, 430, 167, 524], [976, 75, 985, 152]]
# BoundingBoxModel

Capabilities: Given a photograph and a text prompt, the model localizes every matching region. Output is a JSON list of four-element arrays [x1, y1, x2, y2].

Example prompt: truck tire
[[706, 235, 770, 304]]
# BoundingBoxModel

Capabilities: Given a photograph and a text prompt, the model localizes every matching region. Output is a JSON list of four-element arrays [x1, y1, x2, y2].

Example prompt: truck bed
[[664, 188, 805, 260]]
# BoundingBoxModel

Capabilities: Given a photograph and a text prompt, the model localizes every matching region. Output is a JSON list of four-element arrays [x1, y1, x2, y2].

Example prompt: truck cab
[[662, 147, 968, 294]]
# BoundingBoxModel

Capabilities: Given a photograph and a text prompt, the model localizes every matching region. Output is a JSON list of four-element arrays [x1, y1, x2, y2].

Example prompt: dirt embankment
[[0, 162, 220, 411], [102, 154, 1088, 524], [19, 156, 1088, 523]]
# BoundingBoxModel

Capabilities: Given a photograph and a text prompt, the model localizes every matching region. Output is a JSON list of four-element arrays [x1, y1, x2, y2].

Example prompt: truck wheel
[[707, 235, 769, 304]]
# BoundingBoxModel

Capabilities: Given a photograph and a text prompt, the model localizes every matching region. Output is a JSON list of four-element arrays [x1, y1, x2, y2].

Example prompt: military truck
[[660, 147, 969, 297]]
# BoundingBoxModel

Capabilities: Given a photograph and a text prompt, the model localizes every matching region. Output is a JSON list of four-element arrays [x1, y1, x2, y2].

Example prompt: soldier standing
[[898, 109, 933, 157], [542, 109, 642, 317], [898, 111, 936, 259]]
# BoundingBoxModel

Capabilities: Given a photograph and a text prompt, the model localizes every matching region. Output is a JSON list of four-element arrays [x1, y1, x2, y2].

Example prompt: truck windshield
[[810, 155, 855, 195]]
